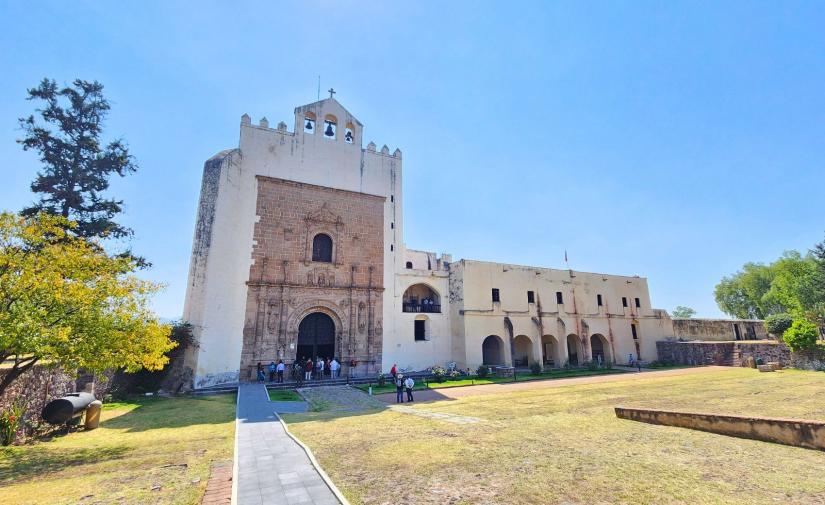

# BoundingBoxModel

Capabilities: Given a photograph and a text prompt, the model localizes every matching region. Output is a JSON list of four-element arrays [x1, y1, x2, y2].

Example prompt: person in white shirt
[[316, 357, 324, 379], [276, 360, 285, 383], [330, 358, 340, 378], [404, 376, 415, 402]]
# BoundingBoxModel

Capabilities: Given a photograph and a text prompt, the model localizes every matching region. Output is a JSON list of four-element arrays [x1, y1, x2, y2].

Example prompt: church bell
[[325, 123, 334, 137], [305, 119, 313, 130]]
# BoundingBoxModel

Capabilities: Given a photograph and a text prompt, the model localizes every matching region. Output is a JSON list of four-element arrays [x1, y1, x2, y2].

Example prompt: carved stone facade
[[238, 176, 385, 380]]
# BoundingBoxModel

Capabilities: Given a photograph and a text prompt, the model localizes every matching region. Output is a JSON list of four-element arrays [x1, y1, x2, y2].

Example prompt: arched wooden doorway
[[297, 312, 336, 361]]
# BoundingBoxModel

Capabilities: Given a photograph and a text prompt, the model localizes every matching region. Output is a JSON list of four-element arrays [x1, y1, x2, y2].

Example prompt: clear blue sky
[[2, 1, 824, 320]]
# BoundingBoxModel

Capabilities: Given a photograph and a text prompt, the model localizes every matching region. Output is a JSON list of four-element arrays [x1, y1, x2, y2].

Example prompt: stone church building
[[182, 96, 747, 388]]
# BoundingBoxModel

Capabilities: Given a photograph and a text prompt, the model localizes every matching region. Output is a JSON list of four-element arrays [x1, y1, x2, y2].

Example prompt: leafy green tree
[[714, 262, 777, 319], [0, 212, 173, 397], [671, 306, 696, 318], [18, 78, 136, 241], [782, 319, 820, 352], [764, 313, 793, 337]]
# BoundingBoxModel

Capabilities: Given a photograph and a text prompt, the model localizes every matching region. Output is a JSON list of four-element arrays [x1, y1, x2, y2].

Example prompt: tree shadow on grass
[[0, 445, 130, 485], [99, 394, 236, 433]]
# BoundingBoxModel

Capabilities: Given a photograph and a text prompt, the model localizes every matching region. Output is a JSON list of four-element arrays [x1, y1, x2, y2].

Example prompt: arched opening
[[323, 114, 337, 139], [344, 122, 355, 143], [513, 335, 534, 367], [482, 335, 504, 365], [312, 233, 333, 262], [567, 334, 581, 366], [402, 283, 440, 313], [405, 261, 413, 269], [590, 334, 611, 364], [303, 112, 316, 133], [541, 334, 559, 367], [297, 312, 335, 361]]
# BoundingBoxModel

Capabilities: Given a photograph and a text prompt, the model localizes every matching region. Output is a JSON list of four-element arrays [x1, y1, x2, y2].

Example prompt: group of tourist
[[256, 357, 343, 384], [390, 363, 415, 403]]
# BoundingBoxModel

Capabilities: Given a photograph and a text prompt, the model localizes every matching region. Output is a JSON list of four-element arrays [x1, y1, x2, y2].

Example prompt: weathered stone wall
[[657, 340, 825, 370], [239, 176, 385, 380], [0, 365, 111, 440], [615, 406, 825, 451], [671, 318, 768, 341]]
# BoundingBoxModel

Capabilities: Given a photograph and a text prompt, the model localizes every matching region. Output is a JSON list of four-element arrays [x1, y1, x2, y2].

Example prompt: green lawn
[[355, 367, 628, 394], [268, 389, 303, 401], [286, 368, 825, 505], [0, 395, 236, 505]]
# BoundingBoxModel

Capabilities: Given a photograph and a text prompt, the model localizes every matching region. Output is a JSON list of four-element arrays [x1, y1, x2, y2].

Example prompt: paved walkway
[[374, 366, 729, 403], [235, 384, 340, 505]]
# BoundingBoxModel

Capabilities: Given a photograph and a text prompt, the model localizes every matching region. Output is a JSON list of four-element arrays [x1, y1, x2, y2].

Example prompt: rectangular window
[[622, 297, 628, 308], [631, 323, 638, 339], [597, 294, 603, 307], [492, 288, 500, 303], [527, 291, 535, 304], [414, 320, 426, 341], [734, 323, 741, 340], [635, 297, 641, 308], [391, 195, 394, 202], [556, 291, 563, 304]]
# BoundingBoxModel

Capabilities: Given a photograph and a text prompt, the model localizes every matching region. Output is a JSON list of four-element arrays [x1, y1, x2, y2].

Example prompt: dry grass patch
[[285, 368, 825, 505], [0, 394, 235, 505]]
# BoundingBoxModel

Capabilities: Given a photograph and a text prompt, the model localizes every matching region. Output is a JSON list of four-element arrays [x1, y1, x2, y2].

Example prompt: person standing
[[404, 375, 415, 402], [390, 363, 398, 382], [268, 361, 276, 382], [395, 374, 405, 403], [317, 357, 325, 379], [293, 360, 303, 386], [330, 358, 340, 378], [304, 358, 313, 381], [276, 360, 285, 383], [324, 357, 331, 378]]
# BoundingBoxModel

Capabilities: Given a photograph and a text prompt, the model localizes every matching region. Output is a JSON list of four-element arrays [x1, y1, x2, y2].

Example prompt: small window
[[406, 261, 413, 269], [414, 320, 426, 341], [311, 233, 332, 262], [597, 294, 603, 307], [390, 195, 394, 202], [344, 122, 354, 144], [492, 288, 500, 303], [635, 297, 641, 308], [631, 323, 638, 339], [323, 114, 337, 139], [527, 291, 535, 303], [556, 291, 563, 304], [303, 112, 316, 133], [622, 297, 628, 308], [391, 222, 394, 229], [390, 244, 394, 252]]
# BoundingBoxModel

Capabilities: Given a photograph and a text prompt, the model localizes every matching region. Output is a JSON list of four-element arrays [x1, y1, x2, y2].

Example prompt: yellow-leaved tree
[[0, 212, 174, 397]]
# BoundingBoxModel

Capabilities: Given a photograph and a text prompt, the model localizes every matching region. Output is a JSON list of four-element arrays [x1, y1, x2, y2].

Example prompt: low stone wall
[[615, 406, 825, 451], [671, 318, 768, 341], [0, 365, 113, 440], [656, 340, 825, 370]]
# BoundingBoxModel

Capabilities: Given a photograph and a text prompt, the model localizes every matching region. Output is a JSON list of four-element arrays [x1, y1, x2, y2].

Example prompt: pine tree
[[18, 78, 136, 240]]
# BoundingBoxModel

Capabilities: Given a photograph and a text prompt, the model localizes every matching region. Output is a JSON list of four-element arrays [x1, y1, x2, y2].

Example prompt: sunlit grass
[[287, 369, 825, 505], [0, 395, 236, 505]]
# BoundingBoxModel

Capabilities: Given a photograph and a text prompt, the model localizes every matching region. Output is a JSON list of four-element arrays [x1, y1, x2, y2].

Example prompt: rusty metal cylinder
[[84, 400, 103, 430]]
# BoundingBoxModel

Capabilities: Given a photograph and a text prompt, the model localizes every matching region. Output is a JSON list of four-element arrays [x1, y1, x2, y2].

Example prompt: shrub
[[765, 313, 793, 337], [431, 366, 447, 383], [377, 373, 386, 387], [783, 319, 819, 352], [448, 370, 461, 379], [0, 400, 25, 446], [585, 360, 598, 371], [529, 362, 542, 375], [476, 365, 490, 378], [604, 360, 613, 370]]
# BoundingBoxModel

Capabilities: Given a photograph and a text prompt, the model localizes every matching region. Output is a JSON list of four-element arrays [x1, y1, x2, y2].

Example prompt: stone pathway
[[374, 366, 731, 403], [297, 385, 386, 412], [235, 384, 340, 505]]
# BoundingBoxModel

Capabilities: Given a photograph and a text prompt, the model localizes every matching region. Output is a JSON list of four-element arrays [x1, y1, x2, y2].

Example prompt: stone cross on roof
[[328, 88, 336, 99]]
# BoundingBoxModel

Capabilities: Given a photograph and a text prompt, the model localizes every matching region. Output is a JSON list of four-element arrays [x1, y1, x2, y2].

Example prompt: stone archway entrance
[[482, 335, 504, 365], [297, 312, 336, 361]]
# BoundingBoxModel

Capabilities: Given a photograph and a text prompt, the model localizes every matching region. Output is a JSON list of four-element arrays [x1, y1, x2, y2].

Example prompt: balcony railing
[[403, 302, 441, 313]]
